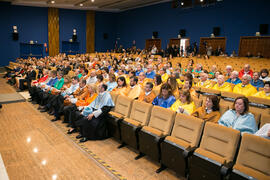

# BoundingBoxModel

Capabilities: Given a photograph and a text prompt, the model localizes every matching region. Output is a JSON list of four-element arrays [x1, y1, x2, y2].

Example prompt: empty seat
[[110, 91, 119, 105], [230, 133, 270, 180], [107, 95, 133, 140], [260, 113, 270, 128], [159, 114, 204, 176], [249, 110, 261, 128], [137, 106, 176, 162], [189, 122, 241, 180], [248, 96, 270, 115], [120, 100, 153, 150]]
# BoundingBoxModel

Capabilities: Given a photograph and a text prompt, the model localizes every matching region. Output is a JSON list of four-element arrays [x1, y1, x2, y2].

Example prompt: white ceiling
[[5, 0, 171, 12]]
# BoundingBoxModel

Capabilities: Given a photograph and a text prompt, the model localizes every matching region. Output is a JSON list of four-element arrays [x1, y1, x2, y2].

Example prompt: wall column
[[48, 7, 59, 56], [86, 11, 95, 53]]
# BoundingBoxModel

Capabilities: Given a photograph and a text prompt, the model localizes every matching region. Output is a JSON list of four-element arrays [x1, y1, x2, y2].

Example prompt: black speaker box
[[103, 33, 108, 39], [12, 32, 19, 41], [152, 31, 158, 38], [179, 29, 186, 37], [260, 24, 268, 35], [72, 34, 77, 41], [213, 27, 220, 36]]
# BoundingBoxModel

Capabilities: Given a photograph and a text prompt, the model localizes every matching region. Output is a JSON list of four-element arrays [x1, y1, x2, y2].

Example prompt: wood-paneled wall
[[199, 37, 226, 55], [86, 11, 95, 53], [145, 39, 161, 50], [48, 8, 59, 56], [238, 36, 270, 58]]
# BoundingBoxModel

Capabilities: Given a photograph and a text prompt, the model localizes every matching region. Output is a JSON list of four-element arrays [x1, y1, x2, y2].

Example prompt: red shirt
[[239, 69, 253, 78]]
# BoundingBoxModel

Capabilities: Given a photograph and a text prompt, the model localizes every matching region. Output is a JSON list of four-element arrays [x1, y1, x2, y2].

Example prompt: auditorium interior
[[0, 0, 270, 179]]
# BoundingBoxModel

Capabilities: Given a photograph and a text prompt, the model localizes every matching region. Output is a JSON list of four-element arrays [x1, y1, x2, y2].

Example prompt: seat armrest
[[182, 146, 196, 158], [220, 161, 234, 176]]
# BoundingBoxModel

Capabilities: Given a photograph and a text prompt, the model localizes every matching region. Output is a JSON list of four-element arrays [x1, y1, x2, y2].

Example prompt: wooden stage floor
[[0, 78, 183, 180]]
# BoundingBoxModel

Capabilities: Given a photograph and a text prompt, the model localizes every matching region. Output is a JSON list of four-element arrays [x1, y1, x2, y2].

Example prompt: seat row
[[106, 93, 270, 180]]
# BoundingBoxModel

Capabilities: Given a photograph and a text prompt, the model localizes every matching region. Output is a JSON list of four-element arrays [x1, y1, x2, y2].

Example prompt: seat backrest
[[171, 113, 204, 147], [260, 113, 270, 128], [220, 98, 234, 109], [199, 122, 240, 163], [110, 92, 119, 105], [129, 100, 153, 126], [148, 106, 176, 136], [249, 110, 261, 127], [114, 95, 133, 117], [221, 91, 244, 99], [200, 87, 221, 96], [234, 133, 270, 177], [219, 104, 229, 116], [248, 96, 270, 106]]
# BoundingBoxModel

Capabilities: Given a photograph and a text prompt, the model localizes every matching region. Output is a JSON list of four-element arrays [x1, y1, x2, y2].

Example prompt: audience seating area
[[106, 94, 270, 180]]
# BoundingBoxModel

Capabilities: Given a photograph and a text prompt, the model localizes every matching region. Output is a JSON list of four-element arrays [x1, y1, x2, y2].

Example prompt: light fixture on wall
[[72, 29, 77, 42], [12, 26, 19, 41], [51, 0, 55, 4]]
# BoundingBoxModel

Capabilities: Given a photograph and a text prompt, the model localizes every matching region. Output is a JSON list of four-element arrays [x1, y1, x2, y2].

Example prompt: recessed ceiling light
[[33, 147, 38, 153], [181, 2, 184, 5], [41, 160, 47, 165], [79, 3, 83, 6], [91, 0, 94, 2], [51, 0, 55, 4], [200, 0, 203, 2], [52, 174, 57, 180]]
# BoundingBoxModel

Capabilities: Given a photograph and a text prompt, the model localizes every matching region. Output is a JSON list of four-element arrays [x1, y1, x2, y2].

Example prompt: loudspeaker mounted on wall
[[213, 27, 220, 36], [72, 34, 77, 42], [103, 33, 108, 39], [12, 25, 19, 41], [259, 24, 268, 35], [179, 29, 186, 37], [152, 31, 158, 39]]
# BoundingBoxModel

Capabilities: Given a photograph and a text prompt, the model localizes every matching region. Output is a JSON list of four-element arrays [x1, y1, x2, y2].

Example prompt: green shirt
[[54, 78, 64, 90]]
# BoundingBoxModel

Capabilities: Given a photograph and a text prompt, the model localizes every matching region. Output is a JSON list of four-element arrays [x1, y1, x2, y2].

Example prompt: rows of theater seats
[[107, 93, 270, 180]]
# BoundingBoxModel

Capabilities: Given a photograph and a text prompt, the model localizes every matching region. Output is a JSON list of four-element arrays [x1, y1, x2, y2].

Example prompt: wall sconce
[[72, 29, 77, 41], [12, 26, 19, 41]]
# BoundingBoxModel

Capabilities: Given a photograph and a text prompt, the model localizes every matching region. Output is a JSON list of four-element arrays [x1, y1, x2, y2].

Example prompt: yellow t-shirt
[[252, 91, 270, 99], [195, 80, 212, 88], [233, 83, 257, 97], [170, 100, 196, 115], [212, 82, 232, 92]]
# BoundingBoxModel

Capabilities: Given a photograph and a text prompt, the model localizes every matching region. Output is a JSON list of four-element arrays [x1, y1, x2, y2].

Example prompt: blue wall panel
[[59, 9, 86, 54], [116, 0, 270, 54]]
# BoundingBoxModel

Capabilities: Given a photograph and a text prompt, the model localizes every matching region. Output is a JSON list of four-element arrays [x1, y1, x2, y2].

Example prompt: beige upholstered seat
[[219, 104, 229, 116], [142, 106, 176, 136], [194, 122, 240, 164], [260, 113, 270, 128], [232, 133, 270, 180], [108, 95, 133, 119]]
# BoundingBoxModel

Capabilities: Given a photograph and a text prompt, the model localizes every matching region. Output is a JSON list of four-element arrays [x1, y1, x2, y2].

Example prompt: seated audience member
[[255, 123, 270, 140], [159, 68, 169, 83], [152, 83, 176, 108], [113, 76, 128, 96], [212, 75, 232, 92], [71, 84, 114, 142], [195, 72, 212, 88], [135, 64, 143, 76], [167, 77, 179, 98], [239, 64, 253, 78], [106, 74, 117, 92], [218, 97, 258, 134], [233, 74, 257, 96], [252, 81, 270, 99], [152, 74, 163, 94], [226, 71, 242, 85], [259, 69, 270, 81], [18, 66, 37, 91], [86, 70, 97, 85], [182, 80, 197, 99], [192, 95, 220, 123], [194, 63, 203, 73], [250, 72, 264, 90], [145, 65, 156, 79], [127, 76, 142, 99], [95, 74, 104, 87], [138, 82, 156, 103], [224, 65, 233, 78], [212, 71, 222, 82], [138, 72, 147, 87], [170, 90, 196, 115], [209, 65, 217, 76]]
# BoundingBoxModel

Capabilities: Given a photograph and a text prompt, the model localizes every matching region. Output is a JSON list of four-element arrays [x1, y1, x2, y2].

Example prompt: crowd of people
[[4, 52, 270, 140]]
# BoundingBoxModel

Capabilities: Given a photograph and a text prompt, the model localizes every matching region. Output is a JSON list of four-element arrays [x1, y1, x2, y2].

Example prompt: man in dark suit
[[18, 66, 36, 91]]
